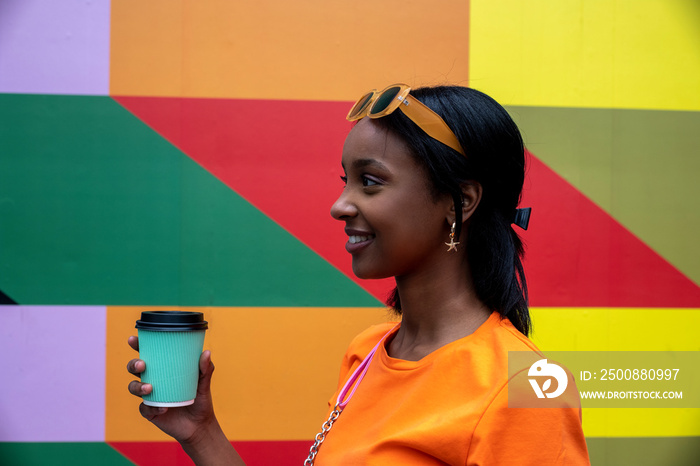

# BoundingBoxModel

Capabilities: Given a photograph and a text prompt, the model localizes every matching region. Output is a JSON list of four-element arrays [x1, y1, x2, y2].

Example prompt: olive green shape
[[0, 94, 378, 306]]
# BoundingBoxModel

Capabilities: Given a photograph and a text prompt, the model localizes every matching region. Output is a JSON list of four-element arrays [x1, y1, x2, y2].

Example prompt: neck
[[388, 259, 492, 361]]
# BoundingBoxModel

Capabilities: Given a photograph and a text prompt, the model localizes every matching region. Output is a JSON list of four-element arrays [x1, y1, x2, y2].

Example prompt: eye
[[362, 175, 381, 187]]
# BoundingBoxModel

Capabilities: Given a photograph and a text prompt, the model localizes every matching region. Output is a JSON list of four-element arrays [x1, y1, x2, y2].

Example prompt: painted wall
[[1, 0, 698, 464]]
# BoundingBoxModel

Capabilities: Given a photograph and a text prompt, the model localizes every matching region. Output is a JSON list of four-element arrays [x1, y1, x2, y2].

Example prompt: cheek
[[382, 213, 446, 257]]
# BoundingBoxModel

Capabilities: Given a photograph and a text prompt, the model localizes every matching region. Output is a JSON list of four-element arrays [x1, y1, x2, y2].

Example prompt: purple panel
[[0, 305, 106, 441], [0, 0, 110, 95]]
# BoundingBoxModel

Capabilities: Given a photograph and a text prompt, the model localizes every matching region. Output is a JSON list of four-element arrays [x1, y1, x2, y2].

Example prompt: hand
[[126, 336, 218, 445]]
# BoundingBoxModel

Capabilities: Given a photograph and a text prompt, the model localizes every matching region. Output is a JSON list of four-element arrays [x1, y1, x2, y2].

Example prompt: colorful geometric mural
[[1, 1, 698, 465]]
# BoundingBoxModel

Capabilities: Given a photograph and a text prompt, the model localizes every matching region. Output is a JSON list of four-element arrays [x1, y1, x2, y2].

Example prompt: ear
[[447, 181, 482, 226]]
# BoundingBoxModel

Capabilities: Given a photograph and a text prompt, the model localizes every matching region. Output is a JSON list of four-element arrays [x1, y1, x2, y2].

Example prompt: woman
[[127, 84, 590, 465]]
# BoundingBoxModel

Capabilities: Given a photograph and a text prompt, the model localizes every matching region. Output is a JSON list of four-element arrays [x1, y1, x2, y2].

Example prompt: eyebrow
[[342, 158, 389, 171]]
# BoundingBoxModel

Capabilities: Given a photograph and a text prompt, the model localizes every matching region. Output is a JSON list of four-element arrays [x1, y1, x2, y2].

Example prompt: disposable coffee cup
[[135, 311, 208, 407]]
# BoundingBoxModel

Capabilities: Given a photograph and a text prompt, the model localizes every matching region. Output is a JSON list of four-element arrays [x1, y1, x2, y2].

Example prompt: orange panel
[[105, 306, 388, 441], [110, 0, 470, 100]]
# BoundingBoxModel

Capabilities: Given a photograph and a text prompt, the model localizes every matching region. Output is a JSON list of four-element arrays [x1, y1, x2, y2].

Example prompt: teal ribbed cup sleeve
[[135, 311, 208, 407]]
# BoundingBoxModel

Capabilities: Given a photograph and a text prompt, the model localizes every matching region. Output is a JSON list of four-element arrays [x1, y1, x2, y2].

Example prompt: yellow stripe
[[529, 307, 700, 437], [469, 0, 700, 111], [530, 308, 700, 351], [583, 408, 700, 438], [106, 306, 700, 440]]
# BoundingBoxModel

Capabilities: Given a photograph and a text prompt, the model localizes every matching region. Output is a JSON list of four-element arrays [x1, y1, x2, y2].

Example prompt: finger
[[199, 350, 213, 375], [139, 402, 167, 421], [128, 380, 152, 396], [196, 350, 215, 395], [128, 335, 139, 351], [126, 358, 146, 376]]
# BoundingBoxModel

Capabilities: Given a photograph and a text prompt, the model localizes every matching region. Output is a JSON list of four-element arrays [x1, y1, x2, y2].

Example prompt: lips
[[344, 229, 375, 253]]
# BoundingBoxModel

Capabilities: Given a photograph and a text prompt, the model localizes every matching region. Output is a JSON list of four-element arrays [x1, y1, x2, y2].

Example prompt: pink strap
[[336, 325, 398, 408]]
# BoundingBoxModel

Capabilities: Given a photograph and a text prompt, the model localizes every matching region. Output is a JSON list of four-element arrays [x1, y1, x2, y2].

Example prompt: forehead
[[341, 118, 417, 171]]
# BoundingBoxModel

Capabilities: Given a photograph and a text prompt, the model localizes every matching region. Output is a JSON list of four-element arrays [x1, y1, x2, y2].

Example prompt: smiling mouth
[[348, 235, 374, 244]]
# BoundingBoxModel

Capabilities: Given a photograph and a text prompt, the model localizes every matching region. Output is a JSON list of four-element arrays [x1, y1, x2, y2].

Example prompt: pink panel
[[0, 0, 110, 95], [0, 305, 106, 441]]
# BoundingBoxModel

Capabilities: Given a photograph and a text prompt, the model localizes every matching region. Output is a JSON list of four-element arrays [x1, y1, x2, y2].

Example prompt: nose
[[330, 188, 358, 221]]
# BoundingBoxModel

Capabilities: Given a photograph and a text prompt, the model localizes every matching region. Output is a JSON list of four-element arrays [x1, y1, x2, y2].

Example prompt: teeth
[[349, 235, 372, 244]]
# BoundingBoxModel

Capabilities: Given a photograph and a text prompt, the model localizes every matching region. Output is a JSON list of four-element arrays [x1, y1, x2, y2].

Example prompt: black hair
[[374, 85, 531, 336]]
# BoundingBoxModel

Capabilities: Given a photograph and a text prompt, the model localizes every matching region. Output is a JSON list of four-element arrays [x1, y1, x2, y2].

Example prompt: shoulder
[[489, 313, 541, 353], [470, 313, 544, 378], [468, 313, 579, 401], [449, 313, 542, 381], [334, 322, 398, 388], [465, 316, 590, 464]]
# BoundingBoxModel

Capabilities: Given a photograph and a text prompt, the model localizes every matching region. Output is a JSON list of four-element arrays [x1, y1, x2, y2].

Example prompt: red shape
[[113, 96, 700, 307], [108, 440, 311, 466]]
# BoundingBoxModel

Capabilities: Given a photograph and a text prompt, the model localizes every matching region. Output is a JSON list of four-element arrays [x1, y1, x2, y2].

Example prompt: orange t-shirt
[[314, 312, 590, 465]]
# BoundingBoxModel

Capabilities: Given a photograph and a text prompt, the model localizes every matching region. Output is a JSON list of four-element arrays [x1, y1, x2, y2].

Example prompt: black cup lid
[[135, 311, 208, 331]]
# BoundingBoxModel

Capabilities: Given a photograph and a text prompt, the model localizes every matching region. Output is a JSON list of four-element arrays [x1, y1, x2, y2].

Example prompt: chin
[[351, 262, 391, 281]]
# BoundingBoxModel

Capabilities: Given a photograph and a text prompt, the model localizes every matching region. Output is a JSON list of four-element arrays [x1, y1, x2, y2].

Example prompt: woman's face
[[330, 118, 452, 280]]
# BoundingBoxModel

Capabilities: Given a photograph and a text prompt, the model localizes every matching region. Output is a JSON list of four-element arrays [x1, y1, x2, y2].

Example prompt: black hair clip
[[512, 207, 531, 230]]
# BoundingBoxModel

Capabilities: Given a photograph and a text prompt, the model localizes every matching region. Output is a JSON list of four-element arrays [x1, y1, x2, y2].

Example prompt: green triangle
[[0, 443, 134, 466], [0, 94, 378, 306], [506, 105, 700, 285]]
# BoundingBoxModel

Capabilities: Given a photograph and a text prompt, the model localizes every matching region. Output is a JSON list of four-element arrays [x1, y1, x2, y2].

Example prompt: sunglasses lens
[[370, 86, 402, 115], [348, 92, 375, 120]]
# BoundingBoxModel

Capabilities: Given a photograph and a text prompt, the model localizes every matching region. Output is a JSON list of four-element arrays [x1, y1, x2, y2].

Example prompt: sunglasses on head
[[346, 84, 466, 157]]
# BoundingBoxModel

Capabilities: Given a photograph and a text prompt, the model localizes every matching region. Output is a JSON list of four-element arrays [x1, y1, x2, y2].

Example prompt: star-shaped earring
[[445, 238, 459, 252]]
